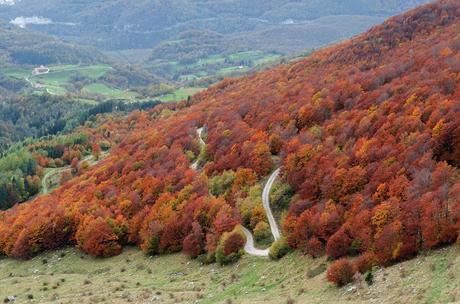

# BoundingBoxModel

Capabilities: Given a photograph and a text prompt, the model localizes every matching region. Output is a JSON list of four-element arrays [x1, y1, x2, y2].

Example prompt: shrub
[[353, 252, 377, 274], [253, 221, 271, 244], [99, 140, 111, 151], [54, 158, 64, 167], [215, 228, 245, 265], [269, 237, 292, 260], [198, 252, 216, 265], [326, 228, 352, 259], [305, 237, 324, 258], [270, 182, 294, 211], [236, 185, 263, 228], [75, 217, 122, 257], [326, 258, 355, 286], [364, 271, 374, 286], [133, 161, 144, 171], [183, 222, 205, 259], [209, 170, 235, 197], [269, 134, 283, 155], [80, 161, 89, 170]]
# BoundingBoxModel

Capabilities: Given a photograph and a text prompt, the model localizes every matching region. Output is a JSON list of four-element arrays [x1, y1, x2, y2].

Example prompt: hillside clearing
[[0, 245, 458, 304], [159, 87, 205, 102]]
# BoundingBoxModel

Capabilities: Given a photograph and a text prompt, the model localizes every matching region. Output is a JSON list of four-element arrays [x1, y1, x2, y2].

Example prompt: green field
[[82, 83, 138, 100], [3, 64, 143, 102], [159, 87, 205, 102], [0, 245, 458, 304], [39, 64, 111, 80], [2, 67, 30, 79], [150, 50, 281, 81], [3, 65, 112, 82], [3, 64, 208, 103]]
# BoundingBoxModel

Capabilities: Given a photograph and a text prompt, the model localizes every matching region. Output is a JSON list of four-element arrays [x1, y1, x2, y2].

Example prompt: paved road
[[240, 168, 281, 257], [241, 226, 269, 256], [190, 127, 204, 170], [191, 126, 281, 257], [262, 168, 281, 241], [197, 127, 205, 146], [41, 154, 97, 194], [25, 68, 56, 94], [42, 167, 71, 194]]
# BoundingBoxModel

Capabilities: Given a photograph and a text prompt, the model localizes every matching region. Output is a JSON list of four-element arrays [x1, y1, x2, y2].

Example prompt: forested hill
[[0, 19, 106, 65], [0, 0, 458, 282], [0, 0, 431, 51]]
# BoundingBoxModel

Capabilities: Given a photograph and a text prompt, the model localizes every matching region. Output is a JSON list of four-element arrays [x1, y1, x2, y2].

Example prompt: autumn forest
[[0, 0, 459, 287]]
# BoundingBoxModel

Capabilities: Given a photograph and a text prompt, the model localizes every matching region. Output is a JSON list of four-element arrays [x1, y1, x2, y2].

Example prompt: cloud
[[10, 16, 76, 28], [10, 16, 53, 28], [0, 0, 20, 5]]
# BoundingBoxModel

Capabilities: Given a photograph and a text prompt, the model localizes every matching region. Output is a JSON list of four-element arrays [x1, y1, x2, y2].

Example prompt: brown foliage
[[353, 252, 377, 274], [76, 217, 122, 258], [327, 259, 355, 286]]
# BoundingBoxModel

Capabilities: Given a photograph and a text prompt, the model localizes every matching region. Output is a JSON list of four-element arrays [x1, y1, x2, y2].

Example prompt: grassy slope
[[0, 245, 458, 304], [82, 83, 138, 100], [2, 64, 142, 101], [159, 87, 205, 102], [148, 50, 281, 81], [3, 64, 202, 103]]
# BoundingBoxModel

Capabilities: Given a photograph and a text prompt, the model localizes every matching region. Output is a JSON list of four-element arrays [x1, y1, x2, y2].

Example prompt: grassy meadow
[[3, 64, 205, 103], [2, 64, 143, 101], [149, 50, 281, 82], [0, 245, 458, 304], [159, 87, 205, 102]]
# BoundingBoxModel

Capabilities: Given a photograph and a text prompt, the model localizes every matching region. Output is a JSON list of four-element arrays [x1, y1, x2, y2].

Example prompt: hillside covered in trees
[[0, 98, 162, 210], [0, 20, 106, 66], [0, 0, 459, 282]]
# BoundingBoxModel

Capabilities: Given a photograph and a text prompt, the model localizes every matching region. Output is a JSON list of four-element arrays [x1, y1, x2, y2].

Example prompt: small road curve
[[241, 226, 269, 257], [42, 167, 71, 194], [25, 68, 55, 94], [192, 126, 281, 257], [41, 154, 99, 194]]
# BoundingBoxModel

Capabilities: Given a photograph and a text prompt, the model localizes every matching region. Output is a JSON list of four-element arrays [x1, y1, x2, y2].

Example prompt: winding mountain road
[[42, 167, 71, 194], [241, 226, 269, 257], [192, 126, 281, 257], [24, 68, 57, 95]]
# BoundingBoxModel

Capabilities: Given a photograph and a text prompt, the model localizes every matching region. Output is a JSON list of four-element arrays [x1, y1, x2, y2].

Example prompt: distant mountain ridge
[[0, 19, 106, 65], [0, 0, 432, 52]]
